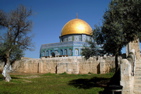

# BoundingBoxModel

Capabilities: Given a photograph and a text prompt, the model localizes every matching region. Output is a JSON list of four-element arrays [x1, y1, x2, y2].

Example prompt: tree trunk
[[2, 53, 12, 82], [115, 54, 119, 72], [2, 64, 12, 82]]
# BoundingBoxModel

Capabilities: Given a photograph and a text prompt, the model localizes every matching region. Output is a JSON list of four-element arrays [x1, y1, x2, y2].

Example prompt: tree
[[100, 0, 141, 71], [81, 26, 103, 59], [81, 41, 100, 59], [0, 5, 33, 82], [82, 0, 141, 71]]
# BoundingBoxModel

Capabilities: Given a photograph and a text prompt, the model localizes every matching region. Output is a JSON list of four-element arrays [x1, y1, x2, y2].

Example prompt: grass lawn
[[0, 73, 114, 94]]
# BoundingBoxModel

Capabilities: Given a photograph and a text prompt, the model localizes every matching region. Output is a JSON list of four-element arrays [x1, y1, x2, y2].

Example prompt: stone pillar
[[38, 60, 43, 73], [75, 62, 79, 74], [126, 38, 140, 60], [99, 57, 106, 74], [24, 60, 28, 73], [120, 59, 134, 94]]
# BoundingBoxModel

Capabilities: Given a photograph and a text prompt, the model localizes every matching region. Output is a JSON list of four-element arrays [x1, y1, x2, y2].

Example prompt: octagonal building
[[40, 18, 93, 58]]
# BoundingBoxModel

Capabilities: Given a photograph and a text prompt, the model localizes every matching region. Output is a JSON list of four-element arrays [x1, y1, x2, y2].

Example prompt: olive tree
[[82, 0, 141, 72], [0, 5, 33, 82], [101, 0, 141, 71]]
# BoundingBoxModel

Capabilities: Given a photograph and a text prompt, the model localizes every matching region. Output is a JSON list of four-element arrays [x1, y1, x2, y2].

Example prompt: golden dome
[[61, 18, 92, 36]]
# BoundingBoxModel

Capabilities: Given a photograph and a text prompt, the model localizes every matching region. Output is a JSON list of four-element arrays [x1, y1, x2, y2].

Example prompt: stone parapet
[[120, 59, 134, 94], [0, 56, 116, 74]]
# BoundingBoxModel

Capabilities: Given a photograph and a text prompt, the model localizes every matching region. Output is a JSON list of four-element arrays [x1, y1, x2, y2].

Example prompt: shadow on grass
[[68, 77, 110, 89], [99, 69, 122, 94]]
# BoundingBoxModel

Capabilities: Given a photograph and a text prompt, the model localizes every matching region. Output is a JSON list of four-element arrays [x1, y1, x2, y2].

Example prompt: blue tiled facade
[[40, 34, 92, 57]]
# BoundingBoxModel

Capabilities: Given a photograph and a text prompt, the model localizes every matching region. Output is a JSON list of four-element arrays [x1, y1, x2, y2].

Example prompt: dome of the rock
[[61, 18, 92, 36], [40, 18, 94, 58]]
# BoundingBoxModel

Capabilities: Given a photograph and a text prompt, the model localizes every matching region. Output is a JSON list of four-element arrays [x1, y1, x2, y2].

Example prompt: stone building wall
[[0, 56, 116, 74]]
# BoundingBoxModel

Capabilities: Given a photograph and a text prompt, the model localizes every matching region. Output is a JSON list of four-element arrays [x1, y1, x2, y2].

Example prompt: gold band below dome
[[61, 18, 92, 36]]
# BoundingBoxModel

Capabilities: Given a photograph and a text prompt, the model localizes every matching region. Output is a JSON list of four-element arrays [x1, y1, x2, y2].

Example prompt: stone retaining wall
[[1, 56, 116, 74]]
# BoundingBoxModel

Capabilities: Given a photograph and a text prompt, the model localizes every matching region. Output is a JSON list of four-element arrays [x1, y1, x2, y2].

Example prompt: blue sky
[[0, 0, 113, 58]]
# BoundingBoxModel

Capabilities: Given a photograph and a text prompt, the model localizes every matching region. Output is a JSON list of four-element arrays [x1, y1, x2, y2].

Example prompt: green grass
[[0, 73, 114, 94]]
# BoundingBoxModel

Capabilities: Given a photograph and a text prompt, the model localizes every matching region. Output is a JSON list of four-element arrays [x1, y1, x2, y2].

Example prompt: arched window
[[68, 36, 72, 41], [75, 49, 79, 56], [46, 51, 49, 56], [51, 52, 55, 57], [69, 48, 72, 56], [79, 36, 82, 41], [74, 36, 79, 41], [55, 50, 59, 56], [64, 49, 67, 55], [60, 49, 63, 56], [42, 51, 45, 57]]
